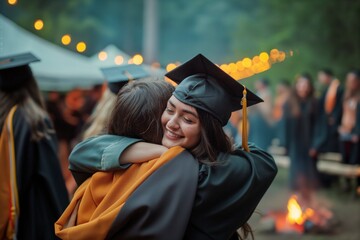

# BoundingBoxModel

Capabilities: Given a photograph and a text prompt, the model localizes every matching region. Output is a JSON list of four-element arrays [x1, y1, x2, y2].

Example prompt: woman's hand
[[120, 142, 168, 164]]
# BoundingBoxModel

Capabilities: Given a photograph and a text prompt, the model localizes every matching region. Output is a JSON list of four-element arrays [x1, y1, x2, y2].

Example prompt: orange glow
[[252, 56, 260, 64], [76, 42, 87, 53], [242, 58, 252, 68], [278, 51, 286, 62], [286, 195, 314, 225], [114, 55, 124, 65], [8, 0, 17, 5], [166, 63, 177, 72], [34, 19, 44, 30], [132, 54, 143, 65], [98, 51, 108, 61], [61, 34, 71, 45], [259, 52, 269, 62]]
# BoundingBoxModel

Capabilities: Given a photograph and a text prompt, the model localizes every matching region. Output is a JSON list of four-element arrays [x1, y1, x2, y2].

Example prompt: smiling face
[[161, 95, 201, 149]]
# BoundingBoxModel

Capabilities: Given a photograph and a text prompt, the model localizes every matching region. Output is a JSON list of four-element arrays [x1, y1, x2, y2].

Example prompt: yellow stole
[[0, 106, 20, 240], [55, 146, 185, 240]]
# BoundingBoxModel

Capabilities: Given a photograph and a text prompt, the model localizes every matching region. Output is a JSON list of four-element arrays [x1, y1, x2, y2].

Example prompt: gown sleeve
[[69, 135, 142, 185], [184, 144, 277, 239], [13, 109, 69, 240]]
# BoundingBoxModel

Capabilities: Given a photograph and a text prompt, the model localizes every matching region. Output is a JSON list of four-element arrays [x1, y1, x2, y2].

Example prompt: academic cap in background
[[0, 52, 40, 91], [165, 54, 263, 152], [101, 64, 150, 94]]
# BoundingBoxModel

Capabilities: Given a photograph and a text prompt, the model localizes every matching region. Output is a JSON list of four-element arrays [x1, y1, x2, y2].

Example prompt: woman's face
[[296, 77, 311, 99], [161, 95, 201, 149]]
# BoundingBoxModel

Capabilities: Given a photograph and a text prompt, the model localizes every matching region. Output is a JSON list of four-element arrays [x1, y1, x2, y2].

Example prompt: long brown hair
[[288, 73, 315, 117], [107, 79, 174, 143], [0, 66, 53, 140], [191, 108, 232, 163]]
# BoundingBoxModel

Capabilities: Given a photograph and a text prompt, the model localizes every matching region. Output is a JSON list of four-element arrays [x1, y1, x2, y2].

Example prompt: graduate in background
[[338, 70, 360, 194], [0, 53, 69, 239], [311, 69, 342, 153], [248, 78, 274, 150], [272, 79, 291, 147], [285, 73, 319, 202]]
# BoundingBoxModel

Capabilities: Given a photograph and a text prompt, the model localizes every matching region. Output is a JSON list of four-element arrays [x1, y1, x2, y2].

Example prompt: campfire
[[260, 194, 339, 234]]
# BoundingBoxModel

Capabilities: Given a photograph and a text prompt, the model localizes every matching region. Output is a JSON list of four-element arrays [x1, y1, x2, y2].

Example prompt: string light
[[61, 34, 71, 45], [114, 55, 124, 65], [132, 54, 144, 65], [98, 51, 108, 61], [8, 0, 17, 5], [34, 19, 44, 30], [76, 42, 87, 53]]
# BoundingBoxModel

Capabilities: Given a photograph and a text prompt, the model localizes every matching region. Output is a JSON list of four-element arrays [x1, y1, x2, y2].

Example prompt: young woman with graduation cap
[[57, 54, 277, 239], [0, 53, 69, 239]]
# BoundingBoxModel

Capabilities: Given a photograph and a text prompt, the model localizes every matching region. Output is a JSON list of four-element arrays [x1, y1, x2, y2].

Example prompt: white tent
[[90, 44, 131, 68], [0, 14, 104, 91]]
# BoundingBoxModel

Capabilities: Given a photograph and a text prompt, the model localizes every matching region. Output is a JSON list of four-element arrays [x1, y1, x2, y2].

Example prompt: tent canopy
[[0, 14, 104, 91]]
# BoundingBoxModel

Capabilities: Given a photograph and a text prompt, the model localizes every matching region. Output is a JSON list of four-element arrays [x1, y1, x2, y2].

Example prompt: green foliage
[[1, 0, 359, 87]]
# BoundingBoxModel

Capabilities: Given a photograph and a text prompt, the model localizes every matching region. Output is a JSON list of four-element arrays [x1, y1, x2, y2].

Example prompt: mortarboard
[[165, 54, 264, 152], [0, 52, 40, 91], [101, 64, 150, 94]]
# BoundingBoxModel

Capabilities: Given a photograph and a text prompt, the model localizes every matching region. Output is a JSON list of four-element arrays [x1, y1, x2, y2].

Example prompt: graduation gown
[[0, 107, 69, 239], [56, 146, 198, 240], [69, 135, 277, 239], [312, 83, 343, 152], [284, 99, 319, 190]]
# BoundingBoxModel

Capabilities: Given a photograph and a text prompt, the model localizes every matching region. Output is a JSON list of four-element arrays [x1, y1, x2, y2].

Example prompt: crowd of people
[[1, 50, 358, 240], [229, 69, 360, 199]]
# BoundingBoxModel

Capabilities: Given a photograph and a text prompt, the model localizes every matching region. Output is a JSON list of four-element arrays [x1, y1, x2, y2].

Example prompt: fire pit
[[259, 195, 340, 235]]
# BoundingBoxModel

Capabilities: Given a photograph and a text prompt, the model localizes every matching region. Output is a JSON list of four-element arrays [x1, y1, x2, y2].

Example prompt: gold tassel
[[241, 87, 250, 152]]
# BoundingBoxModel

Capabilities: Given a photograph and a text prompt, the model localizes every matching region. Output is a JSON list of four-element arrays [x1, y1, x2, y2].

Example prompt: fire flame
[[286, 195, 314, 225]]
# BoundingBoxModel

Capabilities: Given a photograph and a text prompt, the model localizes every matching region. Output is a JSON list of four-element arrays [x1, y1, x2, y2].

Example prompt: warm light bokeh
[[8, 0, 17, 5], [132, 54, 143, 65], [98, 51, 108, 61], [34, 19, 44, 30], [76, 42, 87, 53], [61, 34, 71, 45], [114, 55, 124, 65], [166, 63, 177, 72]]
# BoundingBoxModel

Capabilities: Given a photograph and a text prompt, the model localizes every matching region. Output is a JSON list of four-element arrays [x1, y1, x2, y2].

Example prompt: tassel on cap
[[241, 86, 250, 152]]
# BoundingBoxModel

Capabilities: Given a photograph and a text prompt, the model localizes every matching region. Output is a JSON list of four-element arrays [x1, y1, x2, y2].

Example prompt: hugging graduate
[[55, 54, 277, 240]]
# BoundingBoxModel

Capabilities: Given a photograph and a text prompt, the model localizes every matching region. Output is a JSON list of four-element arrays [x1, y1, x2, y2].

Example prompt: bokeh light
[[34, 19, 44, 30], [259, 52, 269, 62], [61, 34, 71, 45], [114, 55, 124, 65], [242, 58, 252, 68], [8, 0, 17, 5], [98, 51, 108, 61], [132, 54, 143, 65], [166, 63, 177, 72], [76, 42, 87, 53]]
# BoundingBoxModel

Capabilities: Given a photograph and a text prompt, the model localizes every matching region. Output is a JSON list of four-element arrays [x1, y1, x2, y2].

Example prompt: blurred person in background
[[0, 53, 68, 239], [272, 79, 291, 147], [310, 69, 343, 187], [338, 69, 360, 195], [248, 78, 274, 150], [285, 73, 319, 203]]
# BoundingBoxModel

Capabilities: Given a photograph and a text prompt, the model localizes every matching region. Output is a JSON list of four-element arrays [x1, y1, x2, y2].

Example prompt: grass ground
[[248, 168, 360, 240]]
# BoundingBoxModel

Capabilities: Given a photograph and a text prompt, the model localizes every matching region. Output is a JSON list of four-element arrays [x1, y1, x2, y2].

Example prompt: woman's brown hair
[[0, 66, 53, 140], [107, 79, 174, 144]]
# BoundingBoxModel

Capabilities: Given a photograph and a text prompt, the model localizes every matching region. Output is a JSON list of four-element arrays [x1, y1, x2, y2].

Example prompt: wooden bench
[[268, 146, 360, 178]]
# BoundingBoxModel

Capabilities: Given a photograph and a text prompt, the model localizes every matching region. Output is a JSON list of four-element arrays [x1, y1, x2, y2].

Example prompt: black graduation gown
[[12, 109, 69, 239], [284, 99, 319, 190], [68, 135, 277, 239], [312, 85, 343, 153]]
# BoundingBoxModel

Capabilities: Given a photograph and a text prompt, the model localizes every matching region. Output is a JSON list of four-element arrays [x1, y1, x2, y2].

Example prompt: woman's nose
[[166, 116, 179, 130]]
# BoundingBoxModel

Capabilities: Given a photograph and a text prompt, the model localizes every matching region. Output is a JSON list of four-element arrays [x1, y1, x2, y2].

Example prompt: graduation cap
[[101, 64, 150, 94], [165, 54, 263, 152], [0, 52, 40, 91]]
